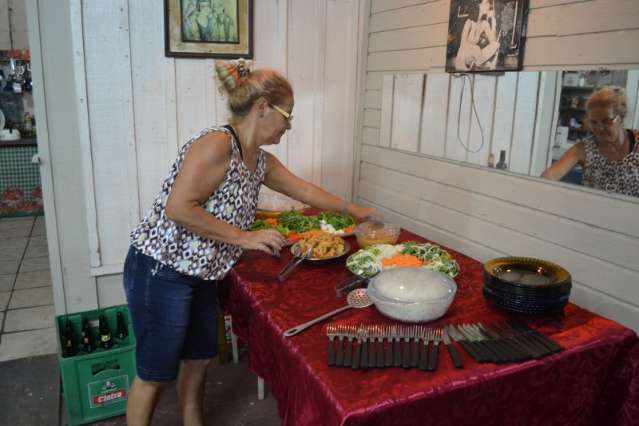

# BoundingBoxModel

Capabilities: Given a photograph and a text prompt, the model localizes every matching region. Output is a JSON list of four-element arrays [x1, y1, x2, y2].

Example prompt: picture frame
[[164, 0, 253, 59], [446, 0, 529, 73]]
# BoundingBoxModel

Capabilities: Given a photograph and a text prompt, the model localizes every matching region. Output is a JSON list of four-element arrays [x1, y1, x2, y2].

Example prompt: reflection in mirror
[[378, 69, 639, 198]]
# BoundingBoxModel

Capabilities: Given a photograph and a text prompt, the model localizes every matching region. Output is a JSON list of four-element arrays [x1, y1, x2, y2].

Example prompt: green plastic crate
[[56, 305, 136, 426]]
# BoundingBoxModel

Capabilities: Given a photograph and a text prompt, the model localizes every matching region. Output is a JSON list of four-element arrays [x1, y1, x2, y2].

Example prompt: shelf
[[562, 85, 596, 90], [560, 106, 587, 112]]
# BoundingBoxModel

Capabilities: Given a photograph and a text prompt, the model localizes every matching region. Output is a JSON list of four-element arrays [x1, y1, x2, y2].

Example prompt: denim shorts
[[123, 246, 218, 382]]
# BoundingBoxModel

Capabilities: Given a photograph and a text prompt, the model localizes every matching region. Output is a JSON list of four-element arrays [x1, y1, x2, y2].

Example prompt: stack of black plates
[[483, 257, 571, 315]]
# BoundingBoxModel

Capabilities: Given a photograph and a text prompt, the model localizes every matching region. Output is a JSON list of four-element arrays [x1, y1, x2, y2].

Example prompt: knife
[[449, 325, 482, 362], [485, 322, 537, 360], [510, 320, 564, 354], [443, 326, 463, 369], [456, 325, 491, 362], [475, 324, 518, 363]]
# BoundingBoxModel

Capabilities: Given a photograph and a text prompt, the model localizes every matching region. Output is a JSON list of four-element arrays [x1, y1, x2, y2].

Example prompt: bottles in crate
[[63, 321, 77, 358], [115, 311, 128, 340], [99, 315, 113, 350]]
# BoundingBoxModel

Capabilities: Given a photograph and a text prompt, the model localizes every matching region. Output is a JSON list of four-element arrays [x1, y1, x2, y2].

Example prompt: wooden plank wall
[[357, 0, 639, 331], [37, 0, 362, 312], [0, 0, 29, 49]]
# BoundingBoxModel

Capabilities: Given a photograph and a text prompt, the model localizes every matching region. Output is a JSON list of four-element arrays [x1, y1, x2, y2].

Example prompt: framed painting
[[165, 0, 253, 58], [446, 0, 529, 73]]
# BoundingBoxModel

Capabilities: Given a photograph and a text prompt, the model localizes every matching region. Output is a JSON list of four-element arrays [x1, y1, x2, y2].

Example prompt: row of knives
[[326, 320, 563, 370]]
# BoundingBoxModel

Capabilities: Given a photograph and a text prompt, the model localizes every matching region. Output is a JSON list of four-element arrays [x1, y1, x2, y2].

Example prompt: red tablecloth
[[220, 230, 639, 426]]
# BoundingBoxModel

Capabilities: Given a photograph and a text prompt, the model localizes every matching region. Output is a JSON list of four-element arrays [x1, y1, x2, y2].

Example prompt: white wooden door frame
[[25, 0, 67, 313]]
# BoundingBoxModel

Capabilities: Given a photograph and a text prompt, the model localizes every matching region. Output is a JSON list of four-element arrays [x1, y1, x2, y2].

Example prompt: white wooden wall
[[355, 0, 639, 332], [0, 0, 28, 49], [28, 0, 363, 313]]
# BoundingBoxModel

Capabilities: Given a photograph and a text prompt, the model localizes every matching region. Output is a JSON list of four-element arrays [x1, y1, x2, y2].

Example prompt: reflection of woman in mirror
[[542, 87, 639, 197], [454, 0, 501, 71]]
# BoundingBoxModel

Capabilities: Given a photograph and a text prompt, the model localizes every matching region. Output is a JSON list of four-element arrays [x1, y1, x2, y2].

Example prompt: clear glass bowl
[[355, 221, 400, 248], [367, 268, 457, 322]]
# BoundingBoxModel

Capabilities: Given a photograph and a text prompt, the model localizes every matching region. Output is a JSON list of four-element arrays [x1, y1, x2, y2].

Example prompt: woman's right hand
[[238, 229, 287, 255]]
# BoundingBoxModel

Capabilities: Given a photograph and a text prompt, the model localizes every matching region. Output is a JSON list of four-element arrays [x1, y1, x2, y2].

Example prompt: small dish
[[354, 221, 400, 248]]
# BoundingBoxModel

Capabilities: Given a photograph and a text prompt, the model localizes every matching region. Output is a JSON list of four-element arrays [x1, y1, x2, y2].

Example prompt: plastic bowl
[[355, 221, 400, 248], [367, 267, 456, 322]]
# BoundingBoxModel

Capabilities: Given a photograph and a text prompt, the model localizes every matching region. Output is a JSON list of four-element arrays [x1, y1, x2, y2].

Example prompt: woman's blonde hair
[[586, 86, 628, 119], [215, 60, 293, 124]]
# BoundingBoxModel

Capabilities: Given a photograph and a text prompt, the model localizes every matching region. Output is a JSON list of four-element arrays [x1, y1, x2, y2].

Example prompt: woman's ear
[[255, 97, 268, 118]]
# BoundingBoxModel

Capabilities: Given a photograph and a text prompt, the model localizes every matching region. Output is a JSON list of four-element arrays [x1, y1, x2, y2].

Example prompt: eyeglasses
[[589, 115, 619, 129], [269, 103, 294, 123]]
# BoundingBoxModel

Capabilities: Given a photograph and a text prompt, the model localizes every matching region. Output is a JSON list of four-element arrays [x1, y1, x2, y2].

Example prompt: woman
[[542, 86, 639, 197], [123, 60, 377, 425], [454, 0, 500, 71]]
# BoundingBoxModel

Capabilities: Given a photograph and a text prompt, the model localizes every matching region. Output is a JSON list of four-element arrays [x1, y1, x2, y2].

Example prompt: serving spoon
[[283, 288, 373, 337]]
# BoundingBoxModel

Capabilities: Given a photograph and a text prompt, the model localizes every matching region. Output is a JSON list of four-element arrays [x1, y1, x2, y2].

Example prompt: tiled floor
[[0, 215, 57, 362], [0, 215, 282, 424], [1, 352, 281, 425]]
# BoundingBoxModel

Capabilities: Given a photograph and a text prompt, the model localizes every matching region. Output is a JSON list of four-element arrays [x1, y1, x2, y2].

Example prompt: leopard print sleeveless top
[[582, 130, 639, 197], [130, 126, 266, 280]]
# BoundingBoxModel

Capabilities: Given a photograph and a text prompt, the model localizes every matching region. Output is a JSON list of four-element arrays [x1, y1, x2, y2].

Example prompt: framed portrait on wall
[[165, 0, 253, 58], [446, 0, 529, 73]]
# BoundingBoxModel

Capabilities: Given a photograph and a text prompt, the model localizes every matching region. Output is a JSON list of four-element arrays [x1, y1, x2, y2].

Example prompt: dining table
[[219, 229, 639, 426]]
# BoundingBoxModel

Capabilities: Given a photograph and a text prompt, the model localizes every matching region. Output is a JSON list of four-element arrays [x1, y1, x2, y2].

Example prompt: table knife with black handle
[[443, 326, 463, 369]]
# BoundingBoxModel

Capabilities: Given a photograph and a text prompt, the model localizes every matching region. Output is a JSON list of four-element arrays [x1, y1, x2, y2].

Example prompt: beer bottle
[[63, 321, 77, 357], [81, 318, 94, 353], [98, 315, 113, 350], [115, 311, 128, 340]]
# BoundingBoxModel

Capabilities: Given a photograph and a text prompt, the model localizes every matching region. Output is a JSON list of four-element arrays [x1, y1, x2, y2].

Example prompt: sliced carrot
[[287, 231, 300, 241], [381, 254, 423, 268], [265, 218, 278, 226], [344, 225, 354, 234]]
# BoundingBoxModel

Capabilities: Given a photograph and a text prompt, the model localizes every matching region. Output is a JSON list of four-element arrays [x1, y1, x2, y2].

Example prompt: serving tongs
[[278, 247, 313, 282]]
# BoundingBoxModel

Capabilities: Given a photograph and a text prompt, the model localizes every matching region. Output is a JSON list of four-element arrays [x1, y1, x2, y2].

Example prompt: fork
[[402, 326, 412, 369], [427, 329, 442, 372], [418, 328, 431, 371], [392, 326, 402, 367], [368, 325, 378, 368], [277, 246, 312, 282], [360, 326, 370, 369], [352, 326, 365, 370], [326, 324, 337, 366], [375, 325, 386, 368], [384, 326, 394, 367], [335, 324, 346, 366], [410, 326, 422, 367], [341, 325, 355, 367]]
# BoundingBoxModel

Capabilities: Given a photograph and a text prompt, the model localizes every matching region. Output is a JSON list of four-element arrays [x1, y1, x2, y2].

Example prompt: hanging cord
[[454, 73, 486, 154]]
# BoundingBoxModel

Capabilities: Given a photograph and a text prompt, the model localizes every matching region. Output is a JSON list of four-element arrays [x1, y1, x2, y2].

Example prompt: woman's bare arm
[[263, 152, 376, 222], [541, 142, 585, 181], [165, 132, 285, 253]]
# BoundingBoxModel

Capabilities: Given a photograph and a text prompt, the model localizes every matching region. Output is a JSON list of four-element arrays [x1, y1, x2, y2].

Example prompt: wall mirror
[[378, 68, 639, 199]]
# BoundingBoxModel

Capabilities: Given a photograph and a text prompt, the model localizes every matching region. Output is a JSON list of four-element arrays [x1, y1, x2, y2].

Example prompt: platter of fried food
[[290, 230, 351, 262]]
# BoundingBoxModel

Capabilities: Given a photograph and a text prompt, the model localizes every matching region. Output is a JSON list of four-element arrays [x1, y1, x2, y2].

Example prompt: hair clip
[[232, 59, 251, 78]]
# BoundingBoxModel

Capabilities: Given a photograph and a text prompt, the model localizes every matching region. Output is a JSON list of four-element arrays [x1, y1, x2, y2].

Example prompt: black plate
[[483, 287, 569, 314], [484, 276, 571, 299], [483, 285, 569, 306], [484, 257, 571, 289]]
